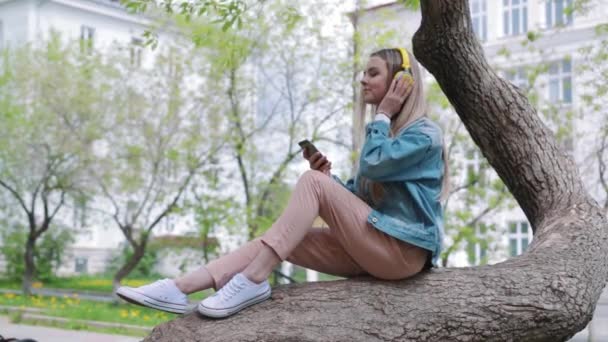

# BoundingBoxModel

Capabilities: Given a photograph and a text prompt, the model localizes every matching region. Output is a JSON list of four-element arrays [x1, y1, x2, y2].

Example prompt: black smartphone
[[298, 139, 319, 155]]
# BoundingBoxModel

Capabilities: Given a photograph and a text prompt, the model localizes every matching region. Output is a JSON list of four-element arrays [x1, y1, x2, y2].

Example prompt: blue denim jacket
[[333, 117, 444, 266]]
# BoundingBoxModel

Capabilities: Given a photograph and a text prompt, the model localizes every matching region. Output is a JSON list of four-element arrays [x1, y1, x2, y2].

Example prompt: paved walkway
[[0, 288, 113, 302], [0, 316, 142, 342]]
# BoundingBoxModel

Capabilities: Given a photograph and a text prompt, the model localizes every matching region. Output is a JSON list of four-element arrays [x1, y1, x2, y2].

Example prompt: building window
[[467, 223, 488, 265], [80, 25, 95, 54], [463, 148, 486, 186], [130, 37, 143, 67], [548, 59, 572, 104], [503, 0, 528, 36], [75, 257, 88, 274], [0, 20, 4, 50], [508, 221, 531, 256], [505, 66, 528, 90], [546, 0, 573, 28], [72, 202, 87, 228], [470, 0, 487, 41]]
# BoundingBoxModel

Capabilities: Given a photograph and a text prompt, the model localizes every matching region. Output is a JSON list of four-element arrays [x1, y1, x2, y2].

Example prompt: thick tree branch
[[413, 0, 588, 229]]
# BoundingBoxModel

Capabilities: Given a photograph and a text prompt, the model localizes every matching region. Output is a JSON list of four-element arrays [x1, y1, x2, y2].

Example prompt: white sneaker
[[198, 273, 271, 318], [116, 279, 189, 314]]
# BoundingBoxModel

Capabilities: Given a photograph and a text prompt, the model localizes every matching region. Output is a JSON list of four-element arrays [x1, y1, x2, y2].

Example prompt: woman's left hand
[[376, 75, 414, 118]]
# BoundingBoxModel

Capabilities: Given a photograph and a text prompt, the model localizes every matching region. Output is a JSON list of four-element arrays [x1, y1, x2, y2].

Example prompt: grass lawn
[[0, 291, 181, 327], [0, 276, 163, 293], [0, 276, 208, 300], [0, 280, 213, 337]]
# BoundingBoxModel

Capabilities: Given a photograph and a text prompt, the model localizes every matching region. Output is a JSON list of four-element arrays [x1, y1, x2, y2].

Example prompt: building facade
[[0, 0, 196, 276]]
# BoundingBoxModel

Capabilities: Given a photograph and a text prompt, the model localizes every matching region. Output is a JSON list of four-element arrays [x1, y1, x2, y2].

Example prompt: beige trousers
[[205, 170, 429, 289]]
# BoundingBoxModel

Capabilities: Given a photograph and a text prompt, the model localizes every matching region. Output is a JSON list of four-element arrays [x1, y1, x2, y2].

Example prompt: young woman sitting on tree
[[117, 47, 449, 318]]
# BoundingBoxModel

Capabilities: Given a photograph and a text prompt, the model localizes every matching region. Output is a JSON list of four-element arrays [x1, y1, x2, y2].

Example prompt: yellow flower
[[143, 315, 150, 321], [120, 309, 129, 318], [4, 293, 16, 299], [130, 310, 140, 317], [32, 282, 43, 289]]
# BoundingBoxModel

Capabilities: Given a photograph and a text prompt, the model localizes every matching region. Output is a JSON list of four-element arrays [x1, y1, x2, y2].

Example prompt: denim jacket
[[332, 117, 445, 266]]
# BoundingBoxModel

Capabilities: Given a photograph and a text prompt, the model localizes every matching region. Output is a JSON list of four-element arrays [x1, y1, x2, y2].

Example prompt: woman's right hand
[[303, 150, 332, 176]]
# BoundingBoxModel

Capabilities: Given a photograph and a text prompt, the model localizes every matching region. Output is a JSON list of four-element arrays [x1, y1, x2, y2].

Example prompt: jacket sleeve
[[331, 174, 356, 193], [359, 120, 432, 182]]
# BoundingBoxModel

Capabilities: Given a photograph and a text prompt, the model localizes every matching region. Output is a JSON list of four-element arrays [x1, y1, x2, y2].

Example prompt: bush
[[0, 224, 75, 282]]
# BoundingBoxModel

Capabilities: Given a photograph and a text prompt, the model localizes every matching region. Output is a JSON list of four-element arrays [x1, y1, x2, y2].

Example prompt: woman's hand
[[303, 150, 332, 176], [376, 74, 414, 118]]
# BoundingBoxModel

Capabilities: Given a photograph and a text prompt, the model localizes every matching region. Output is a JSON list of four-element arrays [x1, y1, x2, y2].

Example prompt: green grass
[[0, 290, 210, 327], [0, 292, 170, 326], [0, 276, 208, 300], [0, 278, 20, 290], [0, 276, 159, 293]]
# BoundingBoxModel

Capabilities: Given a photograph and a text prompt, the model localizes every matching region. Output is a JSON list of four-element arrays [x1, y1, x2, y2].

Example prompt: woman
[[117, 47, 448, 318]]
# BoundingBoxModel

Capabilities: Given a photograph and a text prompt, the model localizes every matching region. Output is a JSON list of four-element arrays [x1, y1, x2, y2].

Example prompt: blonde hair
[[355, 48, 450, 206]]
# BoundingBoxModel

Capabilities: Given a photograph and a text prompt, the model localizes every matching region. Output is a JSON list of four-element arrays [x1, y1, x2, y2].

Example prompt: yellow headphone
[[394, 47, 414, 84]]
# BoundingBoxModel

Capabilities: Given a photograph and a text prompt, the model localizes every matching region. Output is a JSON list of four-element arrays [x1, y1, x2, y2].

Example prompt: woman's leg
[[174, 238, 265, 293], [247, 170, 428, 282], [285, 228, 366, 278]]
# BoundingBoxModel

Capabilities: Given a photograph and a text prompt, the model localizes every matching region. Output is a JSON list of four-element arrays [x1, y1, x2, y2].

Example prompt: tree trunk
[[142, 1, 608, 340], [21, 235, 36, 296], [112, 244, 146, 294]]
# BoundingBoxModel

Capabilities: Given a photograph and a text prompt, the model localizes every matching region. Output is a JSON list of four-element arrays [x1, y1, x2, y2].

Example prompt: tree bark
[[112, 243, 147, 294], [142, 1, 608, 341], [22, 235, 37, 296]]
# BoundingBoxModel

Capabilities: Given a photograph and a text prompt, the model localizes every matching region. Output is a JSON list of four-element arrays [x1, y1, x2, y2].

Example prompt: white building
[[0, 0, 205, 276]]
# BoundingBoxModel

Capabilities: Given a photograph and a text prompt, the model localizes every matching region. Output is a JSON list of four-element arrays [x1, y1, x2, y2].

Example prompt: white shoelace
[[219, 280, 246, 303]]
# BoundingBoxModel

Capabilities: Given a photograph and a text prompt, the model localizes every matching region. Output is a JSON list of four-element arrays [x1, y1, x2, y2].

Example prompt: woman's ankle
[[172, 278, 192, 294], [242, 245, 281, 284], [173, 266, 214, 294]]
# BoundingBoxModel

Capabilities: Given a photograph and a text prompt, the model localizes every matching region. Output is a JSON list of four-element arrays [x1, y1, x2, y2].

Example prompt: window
[[505, 67, 528, 90], [503, 0, 528, 36], [467, 223, 489, 265], [80, 25, 95, 54], [463, 148, 486, 186], [470, 0, 488, 41], [0, 20, 4, 50], [164, 215, 175, 233], [548, 59, 572, 104], [72, 200, 87, 228], [546, 0, 573, 28], [130, 37, 143, 67], [75, 257, 88, 274], [508, 221, 531, 256]]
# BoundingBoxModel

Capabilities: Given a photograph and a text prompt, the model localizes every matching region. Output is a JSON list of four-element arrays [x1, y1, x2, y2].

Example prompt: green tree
[[0, 35, 103, 294], [85, 41, 228, 292], [176, 0, 352, 239]]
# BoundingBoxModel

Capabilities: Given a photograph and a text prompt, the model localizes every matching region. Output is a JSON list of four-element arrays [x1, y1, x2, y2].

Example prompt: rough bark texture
[[22, 236, 37, 296], [112, 242, 147, 294], [143, 1, 608, 341]]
